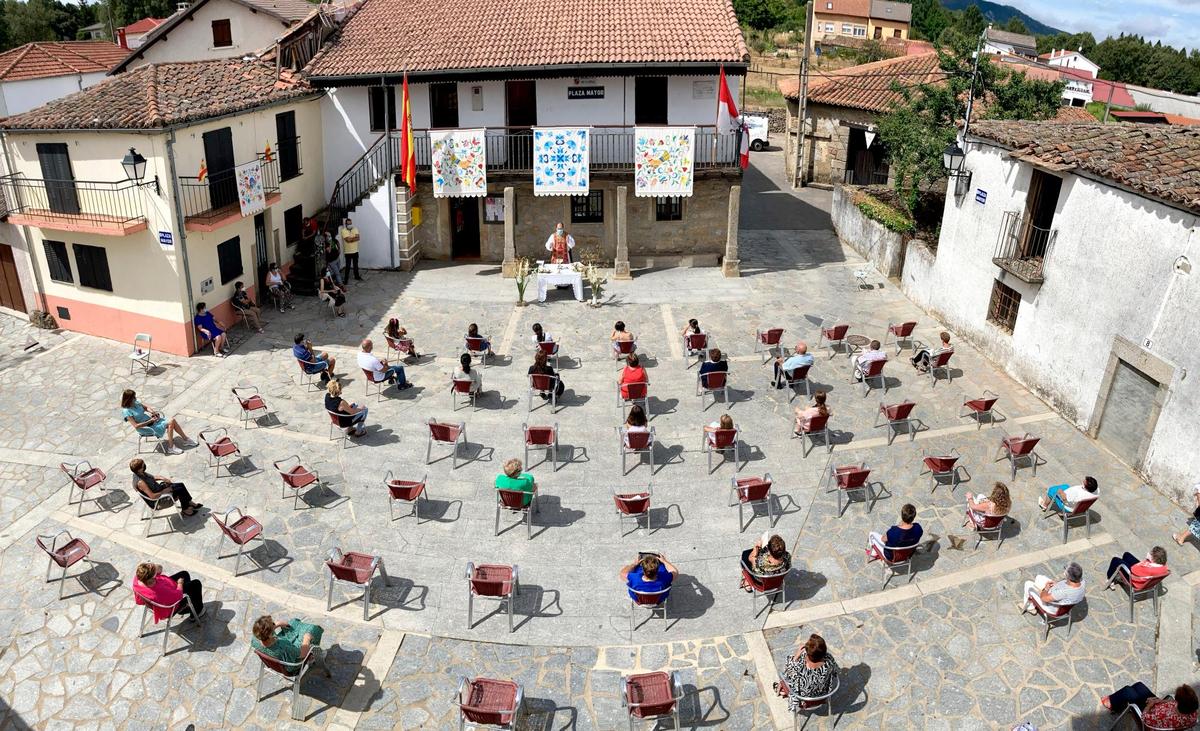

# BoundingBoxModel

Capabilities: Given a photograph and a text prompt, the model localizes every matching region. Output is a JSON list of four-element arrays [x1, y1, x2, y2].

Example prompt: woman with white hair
[[1019, 562, 1085, 615]]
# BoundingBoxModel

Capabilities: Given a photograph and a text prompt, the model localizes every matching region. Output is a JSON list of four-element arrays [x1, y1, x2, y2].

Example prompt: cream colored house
[[811, 0, 910, 48], [0, 59, 324, 355]]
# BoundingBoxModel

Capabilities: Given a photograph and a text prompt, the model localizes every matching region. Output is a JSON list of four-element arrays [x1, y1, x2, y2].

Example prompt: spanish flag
[[399, 71, 416, 192], [197, 159, 207, 182], [263, 142, 273, 162]]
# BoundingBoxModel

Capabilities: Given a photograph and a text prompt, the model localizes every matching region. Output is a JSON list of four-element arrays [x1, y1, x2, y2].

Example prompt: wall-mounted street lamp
[[121, 147, 159, 193], [943, 141, 972, 198]]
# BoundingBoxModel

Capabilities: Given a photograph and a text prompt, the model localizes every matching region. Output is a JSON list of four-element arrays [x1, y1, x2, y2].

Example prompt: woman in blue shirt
[[866, 503, 923, 562], [120, 389, 192, 454], [193, 302, 228, 357]]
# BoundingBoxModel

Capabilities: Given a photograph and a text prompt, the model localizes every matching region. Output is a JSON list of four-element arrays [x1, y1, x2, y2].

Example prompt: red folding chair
[[875, 401, 916, 445], [619, 427, 656, 475], [1107, 563, 1169, 623], [384, 471, 429, 522], [754, 327, 785, 364], [1028, 597, 1077, 641], [451, 377, 479, 411], [960, 390, 999, 429], [778, 670, 839, 726], [684, 331, 710, 368], [629, 587, 671, 633], [825, 463, 881, 516], [964, 509, 1009, 549], [466, 562, 519, 633], [1044, 494, 1097, 543], [703, 426, 740, 474], [527, 373, 560, 412], [133, 579, 202, 654], [928, 349, 954, 386], [612, 485, 652, 536], [361, 368, 388, 402], [35, 530, 91, 599], [523, 423, 559, 471], [621, 671, 683, 730], [232, 385, 269, 427], [427, 419, 467, 468], [384, 332, 416, 362], [536, 338, 560, 370], [996, 433, 1041, 479], [818, 320, 850, 359], [856, 357, 888, 396], [295, 357, 324, 390], [795, 413, 832, 458], [495, 485, 538, 539], [777, 364, 812, 402], [618, 380, 649, 416], [883, 321, 917, 353], [875, 541, 920, 588], [920, 448, 961, 492], [273, 456, 329, 509], [697, 370, 731, 410], [253, 646, 323, 721], [455, 676, 523, 730], [740, 559, 788, 615], [325, 547, 391, 621], [465, 336, 491, 368], [199, 427, 242, 477], [730, 474, 775, 532], [60, 460, 107, 516], [211, 506, 263, 576], [613, 338, 638, 361]]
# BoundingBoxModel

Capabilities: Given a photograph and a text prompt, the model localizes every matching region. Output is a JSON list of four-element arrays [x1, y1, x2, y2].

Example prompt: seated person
[[779, 634, 839, 711], [964, 482, 1012, 528], [681, 318, 706, 356], [529, 350, 565, 399], [265, 262, 295, 311], [1103, 682, 1198, 728], [1173, 483, 1200, 546], [293, 333, 336, 383], [231, 281, 264, 333], [384, 318, 420, 359], [620, 552, 677, 601], [698, 348, 728, 381], [911, 331, 953, 372], [252, 615, 331, 676], [704, 413, 736, 446], [1039, 476, 1099, 512], [531, 322, 556, 350], [319, 267, 347, 317], [455, 353, 484, 394], [866, 503, 923, 562], [773, 341, 814, 388], [495, 458, 536, 507], [1019, 562, 1085, 614], [130, 458, 201, 516], [121, 388, 192, 454], [611, 320, 636, 355], [852, 339, 887, 381], [466, 323, 494, 356], [357, 338, 411, 390], [193, 302, 228, 357], [619, 353, 648, 400], [623, 404, 651, 446], [793, 391, 830, 435], [1106, 546, 1169, 590], [325, 381, 367, 437], [133, 562, 205, 620], [741, 534, 791, 590]]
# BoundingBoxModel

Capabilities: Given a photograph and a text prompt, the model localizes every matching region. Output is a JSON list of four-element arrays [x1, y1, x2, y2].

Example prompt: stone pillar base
[[722, 259, 741, 278], [613, 261, 632, 280]]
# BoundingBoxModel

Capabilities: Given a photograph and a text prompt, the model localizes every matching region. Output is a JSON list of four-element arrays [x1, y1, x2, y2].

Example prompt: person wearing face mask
[[544, 221, 575, 264], [339, 217, 362, 281]]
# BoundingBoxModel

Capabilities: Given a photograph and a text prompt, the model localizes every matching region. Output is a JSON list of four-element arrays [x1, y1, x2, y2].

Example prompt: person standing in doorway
[[339, 217, 362, 281], [544, 221, 575, 264]]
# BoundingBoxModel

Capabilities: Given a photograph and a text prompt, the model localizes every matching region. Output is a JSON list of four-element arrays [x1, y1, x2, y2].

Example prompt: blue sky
[[1004, 0, 1200, 50]]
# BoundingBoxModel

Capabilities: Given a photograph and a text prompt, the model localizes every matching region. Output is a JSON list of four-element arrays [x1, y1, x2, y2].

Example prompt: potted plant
[[514, 256, 532, 306]]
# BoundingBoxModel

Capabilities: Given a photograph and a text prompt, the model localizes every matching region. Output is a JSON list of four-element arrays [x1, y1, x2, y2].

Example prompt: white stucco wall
[[904, 139, 1200, 491], [123, 0, 291, 68], [1125, 85, 1200, 119], [0, 72, 109, 117], [350, 180, 393, 269]]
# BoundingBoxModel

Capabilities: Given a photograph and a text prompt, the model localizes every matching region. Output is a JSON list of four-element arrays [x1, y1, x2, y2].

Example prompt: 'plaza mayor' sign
[[567, 86, 604, 99]]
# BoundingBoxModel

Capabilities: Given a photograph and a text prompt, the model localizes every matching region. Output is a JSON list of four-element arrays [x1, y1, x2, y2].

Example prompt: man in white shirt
[[773, 341, 814, 389], [1040, 476, 1099, 512], [853, 340, 888, 381], [1019, 562, 1085, 614], [356, 339, 411, 390]]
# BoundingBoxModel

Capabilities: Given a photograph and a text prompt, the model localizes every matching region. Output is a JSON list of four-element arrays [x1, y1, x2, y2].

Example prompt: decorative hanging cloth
[[430, 129, 487, 197], [533, 127, 589, 196], [634, 127, 695, 197]]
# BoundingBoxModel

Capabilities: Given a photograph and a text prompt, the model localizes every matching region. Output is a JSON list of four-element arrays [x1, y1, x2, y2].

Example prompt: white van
[[745, 114, 770, 151]]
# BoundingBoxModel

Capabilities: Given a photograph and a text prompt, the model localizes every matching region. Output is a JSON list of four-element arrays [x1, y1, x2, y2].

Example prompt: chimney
[[116, 27, 128, 49]]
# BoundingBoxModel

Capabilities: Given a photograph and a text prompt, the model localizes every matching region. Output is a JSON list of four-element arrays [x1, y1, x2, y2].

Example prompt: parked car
[[745, 114, 770, 151]]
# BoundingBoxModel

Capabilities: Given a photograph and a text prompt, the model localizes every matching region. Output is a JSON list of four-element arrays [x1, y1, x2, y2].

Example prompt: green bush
[[854, 192, 914, 234]]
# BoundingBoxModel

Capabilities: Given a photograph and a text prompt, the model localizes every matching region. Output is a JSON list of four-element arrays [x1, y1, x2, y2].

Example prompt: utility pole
[[961, 26, 987, 141], [1101, 80, 1115, 123], [791, 0, 815, 189]]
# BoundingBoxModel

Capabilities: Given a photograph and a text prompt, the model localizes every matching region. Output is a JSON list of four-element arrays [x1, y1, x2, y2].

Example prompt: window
[[987, 280, 1021, 333], [43, 240, 72, 283], [824, 22, 834, 32], [211, 19, 232, 48], [571, 191, 604, 223], [893, 28, 901, 38], [841, 23, 853, 34], [276, 110, 300, 181], [874, 27, 882, 39], [655, 197, 683, 221], [854, 25, 867, 37], [284, 205, 303, 247], [72, 244, 111, 291], [369, 86, 396, 133], [217, 236, 243, 284]]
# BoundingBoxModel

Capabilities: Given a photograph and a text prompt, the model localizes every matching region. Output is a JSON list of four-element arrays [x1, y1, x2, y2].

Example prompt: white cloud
[[998, 0, 1200, 48]]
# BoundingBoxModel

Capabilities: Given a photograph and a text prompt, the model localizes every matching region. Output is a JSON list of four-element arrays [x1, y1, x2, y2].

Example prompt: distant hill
[[941, 0, 1065, 36]]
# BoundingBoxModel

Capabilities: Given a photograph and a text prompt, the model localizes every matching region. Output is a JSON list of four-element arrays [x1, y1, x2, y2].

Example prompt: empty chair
[[777, 364, 812, 402], [60, 460, 107, 516], [754, 327, 785, 364], [464, 336, 491, 368], [232, 386, 270, 428], [199, 427, 242, 477], [325, 548, 390, 621], [996, 433, 1041, 480], [129, 333, 154, 374], [272, 456, 330, 509], [617, 380, 649, 416], [1108, 562, 1169, 623], [426, 419, 467, 468], [253, 646, 322, 722], [621, 671, 683, 731], [450, 376, 479, 411], [523, 423, 558, 471], [612, 485, 652, 536], [703, 425, 740, 474], [883, 321, 917, 353], [826, 463, 879, 516], [1045, 491, 1098, 543], [794, 413, 832, 458], [527, 373, 560, 412], [455, 676, 523, 731], [36, 530, 92, 599], [211, 507, 263, 576], [856, 357, 888, 396], [730, 474, 775, 533], [535, 338, 560, 370], [928, 349, 954, 386], [495, 482, 538, 539], [683, 331, 710, 368], [697, 370, 731, 410], [818, 320, 850, 359], [920, 448, 961, 492], [385, 471, 430, 522], [875, 401, 917, 445], [619, 426, 656, 475], [466, 562, 519, 633], [960, 390, 999, 429]]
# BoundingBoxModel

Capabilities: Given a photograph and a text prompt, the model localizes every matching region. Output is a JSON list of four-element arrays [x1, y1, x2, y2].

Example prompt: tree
[[955, 4, 986, 40], [907, 0, 950, 42], [1000, 17, 1027, 35], [732, 0, 792, 30], [4, 0, 63, 47]]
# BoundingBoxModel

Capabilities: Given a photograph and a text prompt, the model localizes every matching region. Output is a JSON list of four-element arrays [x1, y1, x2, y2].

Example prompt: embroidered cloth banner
[[533, 127, 589, 196], [430, 129, 487, 197], [634, 127, 695, 197], [235, 160, 266, 217]]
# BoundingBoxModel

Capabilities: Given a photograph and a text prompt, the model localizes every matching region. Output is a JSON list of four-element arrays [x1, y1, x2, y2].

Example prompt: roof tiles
[[779, 52, 944, 113], [0, 42, 129, 82]]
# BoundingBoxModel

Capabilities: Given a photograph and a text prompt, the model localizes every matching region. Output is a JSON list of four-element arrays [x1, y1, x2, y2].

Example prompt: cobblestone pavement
[[0, 152, 1195, 729]]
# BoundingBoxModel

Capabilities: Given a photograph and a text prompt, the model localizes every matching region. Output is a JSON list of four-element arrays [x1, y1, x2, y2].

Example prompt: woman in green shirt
[[495, 458, 536, 507], [251, 615, 331, 676]]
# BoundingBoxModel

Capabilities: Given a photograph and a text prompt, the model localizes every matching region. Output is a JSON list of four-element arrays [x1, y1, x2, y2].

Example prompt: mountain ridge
[[941, 0, 1065, 36]]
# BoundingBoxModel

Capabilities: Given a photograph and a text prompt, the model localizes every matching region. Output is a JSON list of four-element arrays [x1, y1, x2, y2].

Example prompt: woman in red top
[[132, 562, 205, 622], [1105, 546, 1169, 590], [618, 353, 648, 400], [1103, 682, 1198, 729]]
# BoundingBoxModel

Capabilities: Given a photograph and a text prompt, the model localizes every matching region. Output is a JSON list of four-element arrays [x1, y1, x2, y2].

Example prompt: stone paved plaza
[[1, 152, 1197, 729]]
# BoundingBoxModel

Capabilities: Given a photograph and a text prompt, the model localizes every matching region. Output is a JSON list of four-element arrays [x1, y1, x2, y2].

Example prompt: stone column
[[614, 185, 631, 280], [722, 185, 741, 278], [501, 186, 517, 277]]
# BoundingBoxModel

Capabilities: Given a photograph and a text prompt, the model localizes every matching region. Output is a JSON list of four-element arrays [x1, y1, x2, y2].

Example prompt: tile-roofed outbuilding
[[0, 42, 129, 82], [121, 17, 167, 34], [970, 120, 1200, 216], [778, 52, 943, 113], [305, 0, 748, 80], [1, 59, 317, 131]]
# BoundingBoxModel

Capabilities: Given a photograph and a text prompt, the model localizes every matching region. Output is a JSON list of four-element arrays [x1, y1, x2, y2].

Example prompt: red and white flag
[[716, 66, 740, 135]]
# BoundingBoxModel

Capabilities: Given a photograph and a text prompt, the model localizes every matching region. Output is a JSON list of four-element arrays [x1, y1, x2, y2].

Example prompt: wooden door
[[0, 244, 25, 312], [635, 77, 669, 124], [275, 111, 299, 180], [430, 83, 460, 128], [202, 127, 237, 210], [35, 143, 80, 215]]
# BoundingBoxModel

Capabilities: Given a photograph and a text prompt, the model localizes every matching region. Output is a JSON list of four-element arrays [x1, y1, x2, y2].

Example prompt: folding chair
[[273, 456, 329, 509], [253, 647, 324, 721], [495, 485, 538, 539], [629, 587, 670, 633], [199, 427, 241, 477], [618, 381, 649, 416], [920, 448, 961, 492], [132, 425, 167, 455], [697, 370, 731, 410], [527, 373, 560, 413], [740, 559, 787, 615], [875, 401, 916, 445], [231, 301, 253, 332], [883, 321, 917, 354], [60, 460, 107, 516], [211, 507, 263, 576], [1107, 563, 1169, 623], [703, 426, 740, 474], [612, 485, 652, 536], [141, 492, 178, 537], [232, 385, 269, 428], [426, 419, 467, 468], [817, 320, 850, 359], [730, 474, 775, 532], [928, 350, 954, 386], [613, 338, 638, 361], [361, 368, 387, 402], [794, 413, 832, 458], [996, 433, 1041, 480], [325, 547, 391, 621], [536, 338, 560, 370], [384, 332, 417, 362], [875, 541, 920, 588], [465, 336, 491, 368], [455, 676, 523, 731], [466, 562, 519, 633], [828, 463, 879, 516], [523, 423, 558, 471], [776, 364, 812, 402], [129, 333, 154, 374], [385, 471, 430, 522], [1043, 493, 1097, 543], [855, 357, 888, 396], [779, 670, 839, 729], [964, 510, 1010, 549], [134, 582, 201, 654], [621, 671, 683, 731], [754, 327, 785, 364], [960, 390, 999, 429], [1027, 597, 1077, 641], [451, 377, 479, 411], [619, 427, 656, 474], [683, 331, 710, 369], [35, 530, 91, 599], [295, 357, 324, 391]]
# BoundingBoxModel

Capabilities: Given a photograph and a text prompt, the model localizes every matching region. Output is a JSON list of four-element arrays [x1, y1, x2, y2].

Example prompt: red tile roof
[[1050, 105, 1097, 123], [0, 42, 129, 82], [779, 52, 944, 113], [305, 0, 748, 78], [971, 120, 1200, 215], [121, 17, 166, 34], [1, 59, 317, 130]]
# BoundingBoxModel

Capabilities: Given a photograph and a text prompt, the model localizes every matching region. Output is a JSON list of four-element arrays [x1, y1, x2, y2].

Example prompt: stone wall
[[831, 184, 906, 278]]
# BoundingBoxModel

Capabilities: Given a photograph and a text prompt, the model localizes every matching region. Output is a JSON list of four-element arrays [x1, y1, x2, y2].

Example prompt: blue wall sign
[[158, 231, 173, 246], [974, 189, 987, 204]]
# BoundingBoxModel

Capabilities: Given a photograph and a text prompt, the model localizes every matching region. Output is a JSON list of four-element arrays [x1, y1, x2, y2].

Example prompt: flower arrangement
[[584, 263, 608, 306], [514, 256, 532, 305]]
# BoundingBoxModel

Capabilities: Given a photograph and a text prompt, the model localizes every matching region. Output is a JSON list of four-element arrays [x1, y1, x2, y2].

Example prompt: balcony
[[994, 210, 1056, 283], [0, 173, 152, 236], [179, 151, 281, 232]]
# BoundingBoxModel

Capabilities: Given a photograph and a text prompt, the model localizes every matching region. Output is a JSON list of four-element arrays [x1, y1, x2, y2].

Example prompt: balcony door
[[35, 143, 79, 215], [506, 80, 537, 169], [202, 127, 237, 211], [1021, 169, 1061, 258], [275, 111, 299, 181], [635, 77, 669, 124], [429, 83, 459, 128]]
